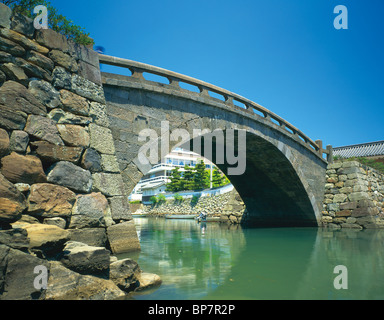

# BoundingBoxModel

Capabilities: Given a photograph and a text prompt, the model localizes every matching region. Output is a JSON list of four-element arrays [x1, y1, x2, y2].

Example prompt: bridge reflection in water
[[119, 218, 384, 300]]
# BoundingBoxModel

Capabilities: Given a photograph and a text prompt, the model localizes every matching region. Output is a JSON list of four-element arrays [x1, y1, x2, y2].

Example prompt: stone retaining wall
[[144, 189, 247, 224], [321, 160, 384, 229], [0, 4, 155, 300]]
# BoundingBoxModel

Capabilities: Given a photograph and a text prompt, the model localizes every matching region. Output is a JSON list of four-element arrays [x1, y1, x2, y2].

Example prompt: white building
[[129, 147, 216, 204]]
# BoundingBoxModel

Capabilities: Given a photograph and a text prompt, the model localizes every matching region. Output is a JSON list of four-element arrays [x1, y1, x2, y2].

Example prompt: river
[[116, 217, 384, 300]]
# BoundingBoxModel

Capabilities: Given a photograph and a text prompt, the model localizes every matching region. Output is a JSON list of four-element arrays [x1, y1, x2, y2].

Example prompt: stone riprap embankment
[[144, 189, 247, 224], [321, 160, 384, 230], [0, 4, 160, 300]]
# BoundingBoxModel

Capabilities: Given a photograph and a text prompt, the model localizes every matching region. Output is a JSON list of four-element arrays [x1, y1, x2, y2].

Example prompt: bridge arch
[[99, 55, 328, 227]]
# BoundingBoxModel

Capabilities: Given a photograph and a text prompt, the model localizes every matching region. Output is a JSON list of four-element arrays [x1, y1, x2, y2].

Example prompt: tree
[[182, 165, 195, 191], [193, 160, 209, 190], [212, 169, 225, 188], [166, 167, 182, 192]]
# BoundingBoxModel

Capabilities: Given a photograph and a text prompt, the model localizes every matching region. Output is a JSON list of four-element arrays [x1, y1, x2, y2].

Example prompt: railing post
[[315, 139, 323, 155], [326, 145, 333, 163]]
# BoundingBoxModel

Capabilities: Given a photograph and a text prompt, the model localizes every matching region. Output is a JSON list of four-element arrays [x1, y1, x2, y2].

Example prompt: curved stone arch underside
[[103, 83, 327, 227]]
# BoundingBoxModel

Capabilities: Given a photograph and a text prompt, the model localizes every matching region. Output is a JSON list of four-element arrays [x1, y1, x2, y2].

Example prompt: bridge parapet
[[99, 54, 331, 163]]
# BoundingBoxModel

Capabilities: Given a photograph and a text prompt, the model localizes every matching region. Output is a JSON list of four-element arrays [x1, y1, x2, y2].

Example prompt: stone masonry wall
[[144, 189, 247, 224], [0, 4, 160, 300], [321, 160, 384, 230]]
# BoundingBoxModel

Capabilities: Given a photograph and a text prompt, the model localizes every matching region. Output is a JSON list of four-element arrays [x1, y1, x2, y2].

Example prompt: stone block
[[89, 123, 116, 155], [339, 201, 357, 210], [69, 192, 113, 229], [0, 173, 27, 223], [0, 62, 28, 82], [10, 11, 34, 38], [78, 60, 102, 85], [81, 148, 102, 173], [92, 172, 126, 196], [351, 207, 376, 218], [89, 101, 110, 127], [0, 128, 9, 157], [1, 152, 46, 185], [100, 154, 120, 173], [0, 3, 12, 28], [43, 217, 67, 229], [57, 124, 90, 147], [335, 210, 351, 217], [27, 183, 76, 218], [108, 196, 132, 221], [48, 109, 92, 125], [47, 161, 92, 193], [26, 50, 54, 71], [71, 74, 105, 104], [68, 228, 108, 247], [333, 193, 348, 203], [107, 221, 141, 254], [0, 35, 25, 56], [109, 258, 141, 292], [28, 79, 61, 109], [25, 115, 64, 145], [49, 49, 78, 72], [31, 141, 83, 164], [35, 28, 69, 52], [52, 66, 72, 90], [59, 89, 89, 116], [348, 192, 370, 202]]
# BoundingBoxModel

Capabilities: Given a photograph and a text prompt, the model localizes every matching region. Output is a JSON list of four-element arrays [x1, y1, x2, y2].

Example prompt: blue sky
[[50, 0, 384, 148]]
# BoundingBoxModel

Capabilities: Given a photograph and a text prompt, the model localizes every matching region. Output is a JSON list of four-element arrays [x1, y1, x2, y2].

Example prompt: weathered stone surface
[[68, 228, 107, 247], [109, 258, 141, 292], [0, 128, 9, 157], [48, 108, 92, 125], [108, 196, 132, 221], [0, 3, 12, 28], [49, 49, 78, 72], [0, 62, 28, 82], [25, 115, 64, 145], [0, 28, 48, 54], [69, 192, 113, 229], [28, 79, 61, 109], [71, 74, 105, 103], [9, 130, 29, 153], [14, 57, 52, 82], [10, 214, 39, 228], [45, 261, 125, 300], [0, 228, 29, 250], [31, 141, 83, 164], [333, 193, 348, 203], [27, 183, 76, 218], [10, 11, 34, 38], [348, 192, 370, 202], [89, 101, 110, 127], [57, 124, 89, 147], [72, 43, 99, 67], [0, 106, 27, 130], [26, 50, 54, 71], [81, 148, 102, 173], [0, 244, 49, 300], [59, 89, 89, 116], [0, 35, 25, 56], [136, 273, 162, 292], [351, 207, 376, 218], [101, 154, 120, 173], [340, 223, 363, 230], [43, 217, 67, 229], [22, 223, 69, 254], [107, 221, 140, 254], [60, 241, 110, 276], [1, 152, 46, 184], [52, 66, 71, 90], [14, 182, 30, 193], [47, 161, 92, 193], [78, 60, 101, 85], [35, 29, 69, 52], [89, 123, 116, 154], [92, 172, 126, 197], [335, 210, 351, 217]]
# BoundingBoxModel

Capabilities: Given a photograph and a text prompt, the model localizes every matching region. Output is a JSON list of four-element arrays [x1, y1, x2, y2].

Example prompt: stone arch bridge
[[99, 54, 331, 227]]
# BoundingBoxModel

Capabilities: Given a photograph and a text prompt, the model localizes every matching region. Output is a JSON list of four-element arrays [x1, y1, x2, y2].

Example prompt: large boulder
[[69, 192, 113, 228], [0, 244, 50, 300], [67, 228, 108, 247], [22, 223, 69, 255], [31, 141, 83, 164], [47, 161, 92, 193], [0, 128, 9, 157], [0, 152, 47, 184], [60, 241, 110, 276], [107, 221, 141, 254], [109, 258, 141, 292], [0, 228, 29, 251], [24, 115, 64, 145], [0, 172, 26, 223], [27, 183, 76, 218], [136, 273, 162, 292], [45, 261, 125, 300]]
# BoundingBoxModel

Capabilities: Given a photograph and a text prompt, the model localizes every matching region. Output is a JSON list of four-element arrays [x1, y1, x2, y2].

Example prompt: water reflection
[[118, 218, 384, 300]]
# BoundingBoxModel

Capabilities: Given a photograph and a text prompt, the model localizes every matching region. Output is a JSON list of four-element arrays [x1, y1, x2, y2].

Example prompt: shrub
[[149, 196, 157, 204], [156, 194, 166, 203], [174, 193, 183, 202]]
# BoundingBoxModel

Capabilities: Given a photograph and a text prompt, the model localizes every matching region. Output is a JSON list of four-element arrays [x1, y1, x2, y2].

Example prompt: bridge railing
[[98, 54, 332, 162]]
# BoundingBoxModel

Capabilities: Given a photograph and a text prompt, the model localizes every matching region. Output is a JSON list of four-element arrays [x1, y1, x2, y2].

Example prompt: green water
[[117, 217, 384, 300]]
